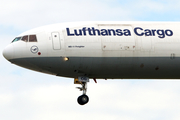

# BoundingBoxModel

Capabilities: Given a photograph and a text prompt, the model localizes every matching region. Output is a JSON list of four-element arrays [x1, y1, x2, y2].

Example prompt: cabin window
[[12, 37, 22, 43], [29, 35, 37, 42], [21, 35, 28, 42]]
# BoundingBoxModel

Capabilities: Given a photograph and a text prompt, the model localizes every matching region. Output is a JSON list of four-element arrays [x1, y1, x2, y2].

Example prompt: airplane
[[2, 21, 180, 105]]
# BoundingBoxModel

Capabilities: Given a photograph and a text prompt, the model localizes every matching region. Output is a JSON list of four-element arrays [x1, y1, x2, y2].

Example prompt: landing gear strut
[[75, 77, 89, 105]]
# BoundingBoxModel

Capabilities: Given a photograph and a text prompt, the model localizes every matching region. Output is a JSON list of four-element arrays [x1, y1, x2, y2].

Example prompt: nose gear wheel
[[77, 94, 89, 105], [76, 81, 89, 105]]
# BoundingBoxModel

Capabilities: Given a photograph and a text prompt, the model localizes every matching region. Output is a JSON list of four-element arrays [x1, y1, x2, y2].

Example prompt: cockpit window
[[12, 37, 22, 43], [29, 35, 37, 42], [11, 35, 37, 43], [21, 35, 28, 42]]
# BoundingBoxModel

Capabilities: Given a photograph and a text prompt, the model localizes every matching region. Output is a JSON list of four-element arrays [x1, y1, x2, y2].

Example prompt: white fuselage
[[3, 21, 180, 79]]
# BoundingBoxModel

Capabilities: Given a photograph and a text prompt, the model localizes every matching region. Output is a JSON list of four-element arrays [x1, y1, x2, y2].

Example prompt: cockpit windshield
[[12, 35, 37, 43], [12, 37, 22, 43]]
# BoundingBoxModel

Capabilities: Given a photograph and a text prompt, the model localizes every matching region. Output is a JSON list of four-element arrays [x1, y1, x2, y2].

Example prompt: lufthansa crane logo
[[30, 46, 39, 54]]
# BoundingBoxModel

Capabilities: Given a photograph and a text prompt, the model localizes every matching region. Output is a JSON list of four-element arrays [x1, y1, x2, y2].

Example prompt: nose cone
[[3, 44, 14, 61]]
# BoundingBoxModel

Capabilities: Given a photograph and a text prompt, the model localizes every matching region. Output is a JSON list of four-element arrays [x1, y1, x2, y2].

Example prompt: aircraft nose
[[3, 44, 14, 61]]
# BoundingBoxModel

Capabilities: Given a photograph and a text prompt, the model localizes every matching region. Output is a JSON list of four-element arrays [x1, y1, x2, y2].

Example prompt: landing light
[[64, 57, 69, 61]]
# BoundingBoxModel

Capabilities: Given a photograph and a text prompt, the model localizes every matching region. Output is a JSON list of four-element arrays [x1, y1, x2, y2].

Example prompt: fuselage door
[[52, 32, 61, 50]]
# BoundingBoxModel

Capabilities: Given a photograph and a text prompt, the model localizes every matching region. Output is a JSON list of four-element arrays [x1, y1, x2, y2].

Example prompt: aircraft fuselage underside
[[10, 57, 180, 79]]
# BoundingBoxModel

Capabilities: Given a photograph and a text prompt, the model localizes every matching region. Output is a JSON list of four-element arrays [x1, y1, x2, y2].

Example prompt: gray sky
[[1, 0, 180, 120]]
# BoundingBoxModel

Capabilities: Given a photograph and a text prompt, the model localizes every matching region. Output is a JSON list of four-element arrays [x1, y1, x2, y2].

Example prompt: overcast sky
[[1, 0, 180, 120]]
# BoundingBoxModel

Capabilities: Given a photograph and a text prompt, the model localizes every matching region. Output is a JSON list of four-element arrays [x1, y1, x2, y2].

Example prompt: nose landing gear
[[75, 77, 89, 105]]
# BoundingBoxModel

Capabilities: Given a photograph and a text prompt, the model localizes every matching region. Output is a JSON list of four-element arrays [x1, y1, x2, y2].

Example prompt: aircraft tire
[[77, 95, 89, 105]]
